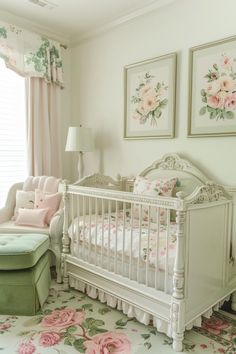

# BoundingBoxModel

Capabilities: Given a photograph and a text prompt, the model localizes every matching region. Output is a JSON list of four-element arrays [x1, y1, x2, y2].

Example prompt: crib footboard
[[62, 183, 184, 329], [61, 179, 234, 352]]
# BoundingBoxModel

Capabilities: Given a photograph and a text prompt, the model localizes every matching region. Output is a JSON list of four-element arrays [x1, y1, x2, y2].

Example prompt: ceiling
[[0, 0, 175, 44]]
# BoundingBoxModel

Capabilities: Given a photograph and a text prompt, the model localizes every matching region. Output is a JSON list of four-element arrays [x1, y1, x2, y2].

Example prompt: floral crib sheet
[[69, 210, 178, 273]]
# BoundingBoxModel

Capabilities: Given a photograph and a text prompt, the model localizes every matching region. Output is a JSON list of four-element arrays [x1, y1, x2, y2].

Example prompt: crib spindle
[[76, 195, 80, 257], [129, 203, 134, 280], [114, 201, 118, 274], [108, 200, 111, 271], [95, 198, 98, 266], [69, 194, 74, 256], [88, 197, 92, 262], [137, 203, 142, 283], [164, 209, 170, 293], [122, 202, 126, 277], [62, 183, 70, 255], [82, 196, 86, 261], [155, 208, 160, 290], [145, 206, 151, 287], [101, 199, 105, 268]]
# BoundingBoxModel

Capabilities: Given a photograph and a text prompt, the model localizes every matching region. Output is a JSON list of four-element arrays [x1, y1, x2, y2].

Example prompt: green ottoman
[[0, 233, 51, 316]]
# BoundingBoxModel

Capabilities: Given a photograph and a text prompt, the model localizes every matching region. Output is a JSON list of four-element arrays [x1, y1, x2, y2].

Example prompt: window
[[0, 59, 27, 207]]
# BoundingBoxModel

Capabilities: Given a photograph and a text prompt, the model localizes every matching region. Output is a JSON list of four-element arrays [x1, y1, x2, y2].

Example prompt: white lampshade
[[65, 126, 94, 152]]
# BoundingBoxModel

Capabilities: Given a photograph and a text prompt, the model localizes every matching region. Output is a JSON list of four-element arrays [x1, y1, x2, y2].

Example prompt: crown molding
[[0, 0, 177, 48], [0, 9, 70, 46], [70, 0, 177, 47]]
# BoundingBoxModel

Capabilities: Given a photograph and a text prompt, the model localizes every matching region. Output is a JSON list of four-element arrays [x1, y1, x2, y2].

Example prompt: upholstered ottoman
[[0, 233, 51, 316]]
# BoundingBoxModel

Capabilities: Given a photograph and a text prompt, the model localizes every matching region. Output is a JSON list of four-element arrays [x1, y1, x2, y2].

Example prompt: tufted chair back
[[23, 176, 61, 194]]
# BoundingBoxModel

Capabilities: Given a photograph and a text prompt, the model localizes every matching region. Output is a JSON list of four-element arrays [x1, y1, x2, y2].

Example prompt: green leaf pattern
[[0, 21, 63, 87]]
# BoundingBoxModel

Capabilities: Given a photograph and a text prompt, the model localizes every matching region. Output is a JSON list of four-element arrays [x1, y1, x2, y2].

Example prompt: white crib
[[61, 153, 236, 352]]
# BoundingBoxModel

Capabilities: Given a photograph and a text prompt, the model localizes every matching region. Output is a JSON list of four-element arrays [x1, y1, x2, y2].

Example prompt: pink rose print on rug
[[84, 331, 132, 354], [16, 304, 132, 353], [42, 308, 85, 329], [39, 332, 61, 347], [17, 341, 36, 354], [202, 317, 230, 335]]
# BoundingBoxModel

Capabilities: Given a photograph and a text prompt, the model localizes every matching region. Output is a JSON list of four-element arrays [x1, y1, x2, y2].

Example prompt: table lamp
[[65, 126, 94, 180]]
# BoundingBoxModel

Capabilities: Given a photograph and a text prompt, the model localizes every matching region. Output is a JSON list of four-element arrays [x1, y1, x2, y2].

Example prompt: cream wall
[[71, 0, 236, 185]]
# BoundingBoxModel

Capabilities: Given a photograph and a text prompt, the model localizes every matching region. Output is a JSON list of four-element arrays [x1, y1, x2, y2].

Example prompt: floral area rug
[[0, 284, 236, 354]]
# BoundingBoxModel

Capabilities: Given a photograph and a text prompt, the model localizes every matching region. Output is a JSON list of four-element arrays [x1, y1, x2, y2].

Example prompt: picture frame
[[188, 35, 236, 137], [124, 53, 177, 139]]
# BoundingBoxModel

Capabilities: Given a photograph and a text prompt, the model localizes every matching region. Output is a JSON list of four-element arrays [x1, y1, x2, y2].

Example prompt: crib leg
[[56, 257, 62, 283], [61, 254, 69, 290], [172, 332, 184, 352], [231, 291, 236, 311]]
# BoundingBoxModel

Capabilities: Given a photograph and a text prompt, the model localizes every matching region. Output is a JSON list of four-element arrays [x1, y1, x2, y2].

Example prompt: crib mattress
[[68, 210, 177, 273]]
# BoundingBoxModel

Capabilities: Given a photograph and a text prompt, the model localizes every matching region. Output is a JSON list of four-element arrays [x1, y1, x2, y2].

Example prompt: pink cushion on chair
[[34, 189, 62, 225], [15, 208, 48, 228]]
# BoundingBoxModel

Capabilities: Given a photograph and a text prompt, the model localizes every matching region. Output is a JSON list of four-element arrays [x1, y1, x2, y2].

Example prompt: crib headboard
[[125, 153, 209, 197], [75, 154, 221, 199], [75, 173, 123, 190]]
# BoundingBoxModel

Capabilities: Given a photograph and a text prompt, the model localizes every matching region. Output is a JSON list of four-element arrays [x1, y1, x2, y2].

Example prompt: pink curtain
[[26, 77, 62, 177]]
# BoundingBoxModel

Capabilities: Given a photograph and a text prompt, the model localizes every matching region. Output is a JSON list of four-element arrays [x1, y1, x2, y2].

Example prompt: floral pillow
[[12, 190, 35, 220], [133, 176, 177, 224], [34, 189, 62, 225]]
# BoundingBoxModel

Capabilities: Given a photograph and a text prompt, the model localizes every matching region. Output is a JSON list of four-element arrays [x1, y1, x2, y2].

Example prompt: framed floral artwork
[[188, 36, 236, 137], [124, 53, 177, 139]]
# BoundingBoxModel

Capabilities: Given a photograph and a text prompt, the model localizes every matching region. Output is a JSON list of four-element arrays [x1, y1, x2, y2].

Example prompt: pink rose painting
[[200, 53, 236, 120], [131, 72, 168, 126]]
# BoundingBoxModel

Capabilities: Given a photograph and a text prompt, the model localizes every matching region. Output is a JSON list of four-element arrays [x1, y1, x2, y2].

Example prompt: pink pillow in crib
[[133, 176, 177, 224], [15, 208, 49, 228], [34, 189, 62, 225]]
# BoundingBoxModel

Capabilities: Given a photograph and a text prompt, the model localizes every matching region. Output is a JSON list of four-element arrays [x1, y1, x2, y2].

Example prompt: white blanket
[[69, 210, 177, 271]]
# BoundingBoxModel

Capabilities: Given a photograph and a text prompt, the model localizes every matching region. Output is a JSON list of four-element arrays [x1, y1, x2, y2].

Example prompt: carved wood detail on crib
[[171, 302, 179, 333], [186, 182, 231, 205], [159, 155, 192, 171], [75, 173, 121, 188], [140, 153, 208, 184]]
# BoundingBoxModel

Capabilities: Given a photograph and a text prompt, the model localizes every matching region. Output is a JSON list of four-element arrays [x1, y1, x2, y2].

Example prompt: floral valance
[[0, 21, 63, 87]]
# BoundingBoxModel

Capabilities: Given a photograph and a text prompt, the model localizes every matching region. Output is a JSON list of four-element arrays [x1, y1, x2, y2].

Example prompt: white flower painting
[[124, 53, 176, 139]]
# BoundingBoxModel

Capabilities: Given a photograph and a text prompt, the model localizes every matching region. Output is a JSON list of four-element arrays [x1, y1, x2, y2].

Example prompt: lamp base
[[77, 151, 84, 181]]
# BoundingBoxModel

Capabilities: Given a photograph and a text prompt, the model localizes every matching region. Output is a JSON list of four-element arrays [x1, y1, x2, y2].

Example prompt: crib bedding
[[68, 210, 177, 273]]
